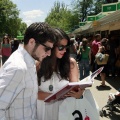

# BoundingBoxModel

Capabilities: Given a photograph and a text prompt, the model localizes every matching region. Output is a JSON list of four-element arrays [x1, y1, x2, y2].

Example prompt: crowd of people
[[70, 33, 120, 86], [0, 22, 119, 120]]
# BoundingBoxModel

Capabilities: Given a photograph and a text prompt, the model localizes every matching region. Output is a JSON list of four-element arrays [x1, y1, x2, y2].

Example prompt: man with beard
[[0, 22, 56, 120]]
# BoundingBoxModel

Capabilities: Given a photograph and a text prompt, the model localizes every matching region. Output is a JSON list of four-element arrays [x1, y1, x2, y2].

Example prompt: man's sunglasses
[[40, 43, 52, 52], [57, 45, 70, 51]]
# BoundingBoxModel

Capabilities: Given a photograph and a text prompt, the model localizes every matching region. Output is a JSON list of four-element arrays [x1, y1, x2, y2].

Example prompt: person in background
[[91, 34, 101, 72], [11, 38, 20, 53], [1, 36, 11, 64], [69, 38, 77, 59], [87, 35, 94, 48], [97, 38, 109, 86], [78, 38, 91, 80], [107, 35, 118, 78], [37, 28, 84, 120], [0, 22, 56, 120], [115, 43, 120, 77]]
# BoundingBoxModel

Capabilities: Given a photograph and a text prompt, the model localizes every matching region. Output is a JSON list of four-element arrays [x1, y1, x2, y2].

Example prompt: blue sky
[[11, 0, 72, 26]]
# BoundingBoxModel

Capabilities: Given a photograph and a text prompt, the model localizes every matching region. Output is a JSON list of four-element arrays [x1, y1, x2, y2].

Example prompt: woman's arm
[[69, 57, 79, 82], [67, 58, 84, 99], [38, 90, 52, 100], [97, 46, 105, 53]]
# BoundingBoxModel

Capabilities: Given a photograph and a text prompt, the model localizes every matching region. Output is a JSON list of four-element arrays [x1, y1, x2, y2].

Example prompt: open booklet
[[44, 67, 104, 102]]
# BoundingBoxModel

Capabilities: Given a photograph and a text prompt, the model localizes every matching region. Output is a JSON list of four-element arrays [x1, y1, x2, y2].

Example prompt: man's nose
[[46, 50, 51, 56]]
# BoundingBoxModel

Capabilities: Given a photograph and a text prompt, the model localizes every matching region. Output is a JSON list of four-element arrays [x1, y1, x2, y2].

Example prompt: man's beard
[[32, 54, 40, 61], [31, 44, 40, 61]]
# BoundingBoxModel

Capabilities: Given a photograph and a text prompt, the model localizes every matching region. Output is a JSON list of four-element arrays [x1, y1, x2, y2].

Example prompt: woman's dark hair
[[101, 38, 108, 47], [37, 28, 71, 85], [2, 36, 10, 44], [24, 22, 56, 45]]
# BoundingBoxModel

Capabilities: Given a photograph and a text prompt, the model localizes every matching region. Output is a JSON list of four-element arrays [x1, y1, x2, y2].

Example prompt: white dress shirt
[[0, 45, 38, 120]]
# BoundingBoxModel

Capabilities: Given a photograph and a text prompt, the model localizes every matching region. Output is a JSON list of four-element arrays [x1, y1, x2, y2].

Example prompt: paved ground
[[89, 76, 120, 120]]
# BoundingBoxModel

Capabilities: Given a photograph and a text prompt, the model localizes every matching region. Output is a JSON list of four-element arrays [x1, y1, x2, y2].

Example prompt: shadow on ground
[[96, 85, 112, 91], [95, 76, 120, 91]]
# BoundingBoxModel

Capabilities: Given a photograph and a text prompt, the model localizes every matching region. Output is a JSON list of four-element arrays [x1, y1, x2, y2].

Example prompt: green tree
[[45, 1, 79, 32], [19, 22, 27, 35], [0, 0, 27, 37], [71, 0, 106, 22], [94, 0, 105, 14], [72, 0, 94, 22]]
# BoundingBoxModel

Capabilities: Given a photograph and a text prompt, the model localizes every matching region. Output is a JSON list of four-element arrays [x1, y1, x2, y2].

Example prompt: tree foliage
[[43, 0, 110, 33], [72, 0, 94, 22], [72, 0, 106, 21], [94, 0, 105, 14], [45, 1, 79, 32], [45, 0, 105, 33], [0, 0, 27, 37]]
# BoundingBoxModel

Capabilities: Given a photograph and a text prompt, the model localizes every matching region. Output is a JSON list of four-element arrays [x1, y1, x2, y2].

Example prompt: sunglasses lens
[[57, 45, 69, 51], [45, 47, 51, 52], [40, 43, 52, 52], [58, 46, 64, 51]]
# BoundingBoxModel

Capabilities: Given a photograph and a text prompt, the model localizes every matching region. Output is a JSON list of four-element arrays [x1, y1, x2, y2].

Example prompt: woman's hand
[[64, 87, 85, 99]]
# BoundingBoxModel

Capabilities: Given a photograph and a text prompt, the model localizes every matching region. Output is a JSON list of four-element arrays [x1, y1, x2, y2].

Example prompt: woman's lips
[[60, 53, 64, 56]]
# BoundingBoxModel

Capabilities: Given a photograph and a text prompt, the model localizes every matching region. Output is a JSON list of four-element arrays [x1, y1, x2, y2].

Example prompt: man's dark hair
[[24, 22, 56, 45], [95, 34, 101, 38]]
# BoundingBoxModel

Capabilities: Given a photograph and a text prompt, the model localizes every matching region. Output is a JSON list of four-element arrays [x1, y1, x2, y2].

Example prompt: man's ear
[[29, 38, 36, 47]]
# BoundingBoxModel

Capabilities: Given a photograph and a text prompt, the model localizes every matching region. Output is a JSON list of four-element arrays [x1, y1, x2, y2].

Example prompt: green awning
[[16, 36, 24, 40]]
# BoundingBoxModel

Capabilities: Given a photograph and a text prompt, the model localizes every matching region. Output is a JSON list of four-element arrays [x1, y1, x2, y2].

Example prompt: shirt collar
[[18, 45, 36, 67]]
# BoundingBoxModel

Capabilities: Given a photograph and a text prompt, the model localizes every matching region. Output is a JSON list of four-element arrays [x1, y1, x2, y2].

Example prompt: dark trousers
[[2, 56, 9, 65]]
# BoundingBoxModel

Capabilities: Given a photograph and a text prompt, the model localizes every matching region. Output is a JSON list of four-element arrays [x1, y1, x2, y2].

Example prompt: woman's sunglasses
[[57, 45, 70, 51]]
